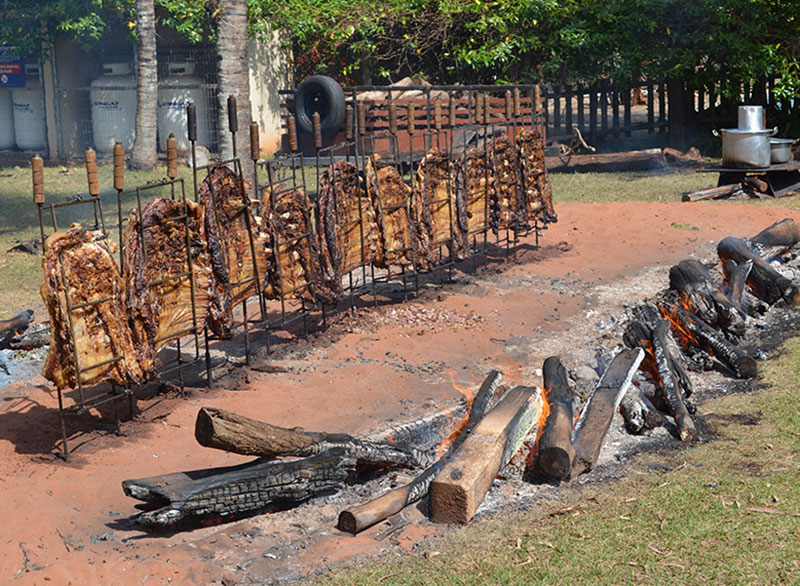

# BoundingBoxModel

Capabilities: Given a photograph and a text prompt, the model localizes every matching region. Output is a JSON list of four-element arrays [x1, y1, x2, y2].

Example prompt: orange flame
[[659, 300, 700, 349], [433, 370, 476, 457], [524, 384, 549, 465]]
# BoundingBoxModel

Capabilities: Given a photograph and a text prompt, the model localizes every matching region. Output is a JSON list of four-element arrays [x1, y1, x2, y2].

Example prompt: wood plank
[[338, 370, 503, 534], [571, 348, 643, 478], [430, 385, 542, 524]]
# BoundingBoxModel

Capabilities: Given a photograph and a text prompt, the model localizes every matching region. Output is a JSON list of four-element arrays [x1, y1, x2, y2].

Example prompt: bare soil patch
[[1, 201, 798, 585]]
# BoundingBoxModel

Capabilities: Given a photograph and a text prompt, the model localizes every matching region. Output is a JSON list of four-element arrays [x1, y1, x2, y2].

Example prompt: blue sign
[[0, 47, 25, 88]]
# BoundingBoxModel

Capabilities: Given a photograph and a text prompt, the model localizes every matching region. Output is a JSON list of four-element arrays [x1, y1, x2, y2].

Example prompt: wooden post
[[647, 83, 655, 133], [430, 386, 542, 524], [589, 83, 598, 144]]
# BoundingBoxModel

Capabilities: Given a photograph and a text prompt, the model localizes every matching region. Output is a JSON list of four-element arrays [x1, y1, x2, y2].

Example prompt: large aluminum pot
[[716, 127, 777, 168], [738, 105, 765, 131], [770, 138, 794, 164]]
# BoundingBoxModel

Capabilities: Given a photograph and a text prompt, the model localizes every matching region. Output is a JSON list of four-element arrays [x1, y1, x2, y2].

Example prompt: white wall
[[248, 30, 292, 157]]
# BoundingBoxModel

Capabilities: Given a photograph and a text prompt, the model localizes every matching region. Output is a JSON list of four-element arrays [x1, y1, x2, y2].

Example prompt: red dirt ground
[[1, 201, 798, 585]]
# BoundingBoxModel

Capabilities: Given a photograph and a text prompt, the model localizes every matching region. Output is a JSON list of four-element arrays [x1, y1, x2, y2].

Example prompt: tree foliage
[[247, 0, 800, 101]]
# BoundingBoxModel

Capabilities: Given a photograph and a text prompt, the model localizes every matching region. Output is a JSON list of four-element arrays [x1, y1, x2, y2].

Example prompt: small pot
[[715, 127, 777, 169], [738, 105, 765, 131], [770, 138, 794, 164]]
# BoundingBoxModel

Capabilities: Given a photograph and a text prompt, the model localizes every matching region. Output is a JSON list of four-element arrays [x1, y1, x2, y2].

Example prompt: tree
[[130, 0, 158, 170], [217, 0, 254, 189]]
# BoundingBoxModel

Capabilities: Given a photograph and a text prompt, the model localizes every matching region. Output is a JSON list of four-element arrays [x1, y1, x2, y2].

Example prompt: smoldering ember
[[2, 86, 800, 584]]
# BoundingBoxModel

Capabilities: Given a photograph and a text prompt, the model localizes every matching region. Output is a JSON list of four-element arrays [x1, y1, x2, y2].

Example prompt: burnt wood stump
[[535, 357, 575, 481], [718, 237, 800, 306]]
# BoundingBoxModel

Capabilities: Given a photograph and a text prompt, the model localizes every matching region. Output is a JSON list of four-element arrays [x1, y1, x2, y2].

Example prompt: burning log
[[619, 385, 664, 434], [195, 407, 425, 469], [669, 259, 745, 338], [749, 218, 800, 260], [338, 370, 503, 534], [535, 357, 575, 481], [0, 310, 34, 340], [717, 237, 800, 306], [650, 319, 697, 442], [430, 385, 542, 524], [722, 259, 765, 317], [666, 304, 758, 379], [571, 348, 643, 477], [123, 448, 355, 527], [623, 311, 693, 402]]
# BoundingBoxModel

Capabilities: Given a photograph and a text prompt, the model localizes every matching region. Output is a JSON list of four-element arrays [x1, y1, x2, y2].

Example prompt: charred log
[[535, 357, 575, 481], [430, 385, 542, 524], [571, 348, 643, 478], [619, 385, 664, 434], [666, 304, 758, 379], [123, 448, 354, 527], [749, 218, 800, 260], [195, 407, 425, 469], [651, 319, 697, 442], [717, 237, 800, 306], [0, 310, 33, 340], [669, 259, 746, 339], [338, 370, 503, 534]]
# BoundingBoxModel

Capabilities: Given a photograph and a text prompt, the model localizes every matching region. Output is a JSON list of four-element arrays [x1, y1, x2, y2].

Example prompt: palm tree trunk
[[130, 0, 158, 170], [217, 0, 255, 192]]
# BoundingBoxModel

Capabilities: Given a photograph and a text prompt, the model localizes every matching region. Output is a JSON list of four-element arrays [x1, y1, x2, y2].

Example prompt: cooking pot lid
[[721, 128, 775, 135]]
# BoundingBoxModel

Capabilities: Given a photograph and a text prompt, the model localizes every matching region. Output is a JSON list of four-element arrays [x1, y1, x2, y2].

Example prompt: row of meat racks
[[32, 94, 556, 457], [120, 217, 800, 533]]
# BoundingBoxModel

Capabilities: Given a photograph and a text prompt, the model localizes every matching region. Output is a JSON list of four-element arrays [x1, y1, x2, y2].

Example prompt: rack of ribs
[[487, 134, 524, 231], [41, 225, 149, 389], [122, 198, 216, 356], [455, 147, 490, 238], [200, 165, 268, 336], [516, 126, 557, 224], [261, 186, 332, 303], [365, 155, 417, 269], [316, 160, 381, 296], [412, 149, 467, 266]]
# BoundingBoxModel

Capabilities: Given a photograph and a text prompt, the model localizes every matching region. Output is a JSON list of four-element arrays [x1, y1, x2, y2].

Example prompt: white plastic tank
[[12, 64, 47, 151], [0, 89, 14, 150], [157, 62, 210, 151], [90, 62, 137, 154]]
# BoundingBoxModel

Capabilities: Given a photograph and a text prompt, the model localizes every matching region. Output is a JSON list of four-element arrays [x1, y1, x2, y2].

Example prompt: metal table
[[698, 161, 800, 197]]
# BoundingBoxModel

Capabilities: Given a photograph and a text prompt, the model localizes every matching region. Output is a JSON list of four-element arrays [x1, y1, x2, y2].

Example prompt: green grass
[[313, 340, 800, 585], [0, 162, 193, 319]]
